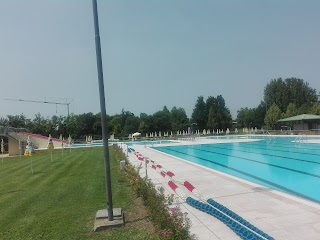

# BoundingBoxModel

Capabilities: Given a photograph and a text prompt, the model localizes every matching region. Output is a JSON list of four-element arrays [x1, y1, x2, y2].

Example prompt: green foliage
[[77, 112, 97, 137], [0, 117, 9, 126], [123, 115, 140, 136], [264, 77, 318, 112], [207, 106, 216, 129], [311, 102, 320, 115], [192, 95, 232, 131], [170, 107, 189, 132], [6, 114, 27, 128], [110, 116, 122, 136], [30, 113, 48, 136], [191, 96, 207, 130], [264, 103, 282, 129], [237, 101, 266, 128], [3, 77, 318, 135], [236, 107, 255, 128], [138, 113, 152, 134], [282, 103, 299, 118], [212, 95, 232, 129], [125, 164, 192, 240], [152, 106, 172, 133], [138, 120, 149, 134]]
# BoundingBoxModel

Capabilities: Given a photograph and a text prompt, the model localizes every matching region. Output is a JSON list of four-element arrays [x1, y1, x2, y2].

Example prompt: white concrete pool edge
[[125, 138, 320, 240]]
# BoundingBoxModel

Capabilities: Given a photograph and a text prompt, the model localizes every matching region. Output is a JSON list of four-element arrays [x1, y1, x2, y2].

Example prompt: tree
[[311, 102, 320, 115], [152, 106, 172, 132], [171, 107, 189, 131], [236, 107, 254, 128], [215, 95, 232, 129], [205, 95, 232, 130], [264, 103, 282, 129], [207, 106, 216, 129], [237, 102, 266, 128], [191, 96, 207, 131], [282, 103, 298, 119], [7, 114, 28, 128], [297, 103, 311, 115], [138, 121, 148, 135], [253, 101, 267, 128], [138, 113, 151, 134], [77, 112, 96, 137], [65, 114, 79, 139], [264, 77, 318, 112], [110, 116, 122, 136], [0, 117, 8, 127], [206, 96, 217, 129], [29, 113, 47, 135], [123, 115, 140, 136]]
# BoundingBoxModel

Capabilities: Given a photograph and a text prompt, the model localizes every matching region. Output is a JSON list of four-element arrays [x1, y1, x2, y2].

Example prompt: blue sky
[[1, 0, 320, 119]]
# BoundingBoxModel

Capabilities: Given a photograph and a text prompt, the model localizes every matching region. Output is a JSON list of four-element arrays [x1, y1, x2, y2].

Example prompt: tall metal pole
[[92, 0, 113, 221]]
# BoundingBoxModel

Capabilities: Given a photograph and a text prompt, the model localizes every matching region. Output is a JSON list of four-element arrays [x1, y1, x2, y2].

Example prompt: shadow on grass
[[32, 171, 47, 175], [125, 215, 151, 224], [0, 189, 25, 196]]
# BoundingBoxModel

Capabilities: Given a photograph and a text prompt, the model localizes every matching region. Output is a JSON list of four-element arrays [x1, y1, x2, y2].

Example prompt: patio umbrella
[[132, 132, 141, 137]]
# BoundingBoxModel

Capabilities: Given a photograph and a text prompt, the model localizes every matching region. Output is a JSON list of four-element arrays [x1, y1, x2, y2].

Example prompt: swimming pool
[[68, 140, 177, 148], [153, 137, 320, 204], [125, 140, 178, 146]]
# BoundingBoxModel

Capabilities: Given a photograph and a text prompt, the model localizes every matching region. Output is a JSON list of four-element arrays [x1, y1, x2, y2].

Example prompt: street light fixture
[[92, 0, 123, 230]]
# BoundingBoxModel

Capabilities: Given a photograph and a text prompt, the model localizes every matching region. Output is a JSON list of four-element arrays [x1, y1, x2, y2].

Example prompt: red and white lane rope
[[166, 171, 209, 202], [151, 163, 188, 200], [149, 161, 272, 240], [130, 151, 273, 240]]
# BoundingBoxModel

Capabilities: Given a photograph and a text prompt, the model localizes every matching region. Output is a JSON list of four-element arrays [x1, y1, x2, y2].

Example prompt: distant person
[[24, 136, 33, 156], [47, 134, 54, 150]]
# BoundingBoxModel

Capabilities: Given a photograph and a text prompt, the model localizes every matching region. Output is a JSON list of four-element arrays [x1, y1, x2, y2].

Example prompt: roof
[[278, 114, 320, 122]]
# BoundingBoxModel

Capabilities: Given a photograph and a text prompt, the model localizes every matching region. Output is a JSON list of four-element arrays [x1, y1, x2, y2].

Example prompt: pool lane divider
[[128, 147, 274, 240], [155, 164, 273, 240], [130, 149, 274, 239], [149, 163, 274, 240]]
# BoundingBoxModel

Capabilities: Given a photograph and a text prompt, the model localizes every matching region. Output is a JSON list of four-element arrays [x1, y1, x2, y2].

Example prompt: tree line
[[1, 77, 319, 138], [238, 77, 320, 129], [0, 96, 232, 140]]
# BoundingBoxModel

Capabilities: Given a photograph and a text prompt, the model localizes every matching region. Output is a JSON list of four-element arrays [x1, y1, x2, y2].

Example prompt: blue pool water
[[153, 137, 320, 204], [125, 140, 178, 146], [69, 140, 177, 148]]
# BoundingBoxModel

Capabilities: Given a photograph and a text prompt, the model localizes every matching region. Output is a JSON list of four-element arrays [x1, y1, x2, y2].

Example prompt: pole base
[[93, 208, 124, 232]]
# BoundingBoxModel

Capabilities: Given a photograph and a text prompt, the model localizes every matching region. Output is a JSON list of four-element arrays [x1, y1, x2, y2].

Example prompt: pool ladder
[[295, 134, 307, 144], [266, 131, 275, 143]]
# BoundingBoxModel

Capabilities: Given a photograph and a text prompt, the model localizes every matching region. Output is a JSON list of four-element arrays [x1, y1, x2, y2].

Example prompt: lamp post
[[92, 0, 113, 221]]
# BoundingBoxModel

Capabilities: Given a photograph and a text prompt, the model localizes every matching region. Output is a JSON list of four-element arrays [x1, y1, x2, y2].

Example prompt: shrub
[[122, 155, 192, 240]]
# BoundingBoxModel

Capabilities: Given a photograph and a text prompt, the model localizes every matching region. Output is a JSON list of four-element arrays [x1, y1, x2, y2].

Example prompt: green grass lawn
[[0, 147, 157, 240]]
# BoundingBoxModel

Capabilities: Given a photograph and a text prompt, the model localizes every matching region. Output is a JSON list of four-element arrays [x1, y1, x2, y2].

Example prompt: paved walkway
[[126, 138, 320, 240]]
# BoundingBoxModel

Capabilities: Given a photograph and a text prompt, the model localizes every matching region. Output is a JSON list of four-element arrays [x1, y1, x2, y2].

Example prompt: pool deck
[[126, 138, 320, 240]]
